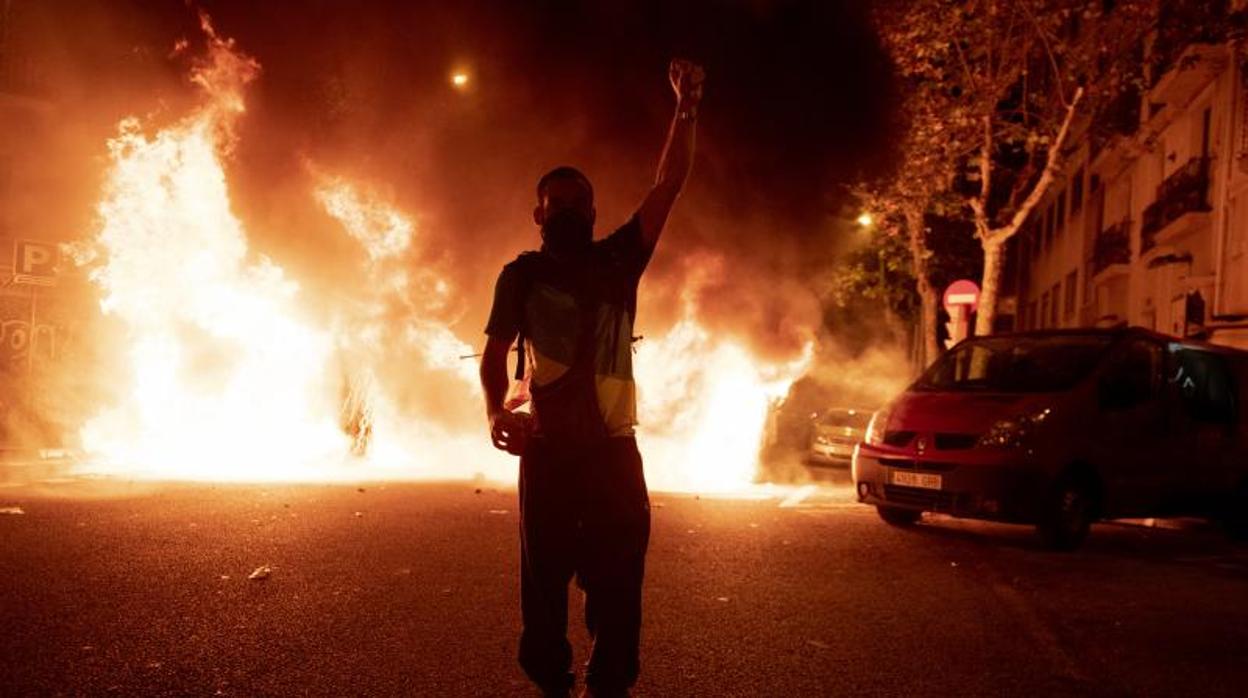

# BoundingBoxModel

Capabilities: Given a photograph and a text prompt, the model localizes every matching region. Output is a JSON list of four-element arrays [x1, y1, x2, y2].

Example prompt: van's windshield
[[914, 334, 1115, 393]]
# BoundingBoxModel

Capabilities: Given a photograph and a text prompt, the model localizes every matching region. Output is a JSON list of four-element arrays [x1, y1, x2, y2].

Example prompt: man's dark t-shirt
[[485, 216, 654, 436]]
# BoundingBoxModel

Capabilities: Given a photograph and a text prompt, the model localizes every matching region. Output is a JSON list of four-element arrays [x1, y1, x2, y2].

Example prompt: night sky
[[25, 0, 896, 359]]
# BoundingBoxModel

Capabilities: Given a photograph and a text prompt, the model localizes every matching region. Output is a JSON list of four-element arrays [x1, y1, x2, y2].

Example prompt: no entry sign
[[943, 279, 980, 312]]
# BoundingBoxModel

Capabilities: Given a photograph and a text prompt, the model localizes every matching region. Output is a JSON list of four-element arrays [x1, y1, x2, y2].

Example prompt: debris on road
[[0, 506, 25, 515], [488, 509, 509, 515], [353, 511, 363, 518], [357, 487, 366, 493], [807, 640, 831, 650], [716, 596, 730, 602], [248, 565, 272, 580]]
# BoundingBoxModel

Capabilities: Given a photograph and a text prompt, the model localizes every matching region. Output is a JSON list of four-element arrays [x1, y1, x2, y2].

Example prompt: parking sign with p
[[13, 240, 59, 286]]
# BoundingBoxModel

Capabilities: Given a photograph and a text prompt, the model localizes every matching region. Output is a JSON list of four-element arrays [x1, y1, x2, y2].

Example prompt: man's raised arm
[[637, 58, 705, 249]]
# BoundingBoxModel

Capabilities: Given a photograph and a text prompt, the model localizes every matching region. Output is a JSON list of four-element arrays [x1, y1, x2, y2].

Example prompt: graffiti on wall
[[1, 318, 70, 370]]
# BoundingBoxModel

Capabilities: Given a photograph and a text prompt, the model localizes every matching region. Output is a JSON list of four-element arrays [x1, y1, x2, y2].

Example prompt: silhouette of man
[[480, 59, 705, 697]]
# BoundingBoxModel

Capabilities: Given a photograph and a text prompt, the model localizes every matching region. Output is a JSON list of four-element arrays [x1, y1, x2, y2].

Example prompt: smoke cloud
[[4, 1, 899, 478]]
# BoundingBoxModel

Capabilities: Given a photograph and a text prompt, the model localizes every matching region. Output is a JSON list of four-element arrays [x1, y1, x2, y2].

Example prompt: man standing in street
[[479, 58, 705, 697]]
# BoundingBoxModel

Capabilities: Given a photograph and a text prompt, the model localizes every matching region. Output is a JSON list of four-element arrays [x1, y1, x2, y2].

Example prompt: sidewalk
[[0, 448, 80, 484]]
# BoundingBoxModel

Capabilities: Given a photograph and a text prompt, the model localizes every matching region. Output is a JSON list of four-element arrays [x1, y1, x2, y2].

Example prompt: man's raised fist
[[669, 58, 705, 109]]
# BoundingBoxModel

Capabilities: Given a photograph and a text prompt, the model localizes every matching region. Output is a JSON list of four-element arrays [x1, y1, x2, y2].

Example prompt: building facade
[[1, 1, 80, 452], [1013, 0, 1248, 351]]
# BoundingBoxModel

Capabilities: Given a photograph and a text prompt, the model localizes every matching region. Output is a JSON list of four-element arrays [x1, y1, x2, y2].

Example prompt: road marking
[[989, 580, 1087, 683], [778, 484, 819, 508]]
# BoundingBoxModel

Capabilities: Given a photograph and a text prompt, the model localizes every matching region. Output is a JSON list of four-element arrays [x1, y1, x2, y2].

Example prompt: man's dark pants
[[518, 436, 650, 693]]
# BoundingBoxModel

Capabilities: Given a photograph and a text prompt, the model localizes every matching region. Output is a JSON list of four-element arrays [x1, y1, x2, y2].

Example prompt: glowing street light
[[856, 212, 874, 228], [451, 72, 470, 89]]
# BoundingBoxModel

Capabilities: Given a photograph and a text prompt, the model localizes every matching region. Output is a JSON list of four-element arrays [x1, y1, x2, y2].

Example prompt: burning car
[[853, 328, 1248, 550]]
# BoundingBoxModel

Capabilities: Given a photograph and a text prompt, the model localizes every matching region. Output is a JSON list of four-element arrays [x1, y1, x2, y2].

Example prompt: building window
[[1044, 204, 1055, 249], [1023, 223, 1033, 267], [1071, 167, 1085, 215], [1056, 190, 1067, 235], [1051, 283, 1061, 327], [1064, 270, 1078, 318], [0, 155, 11, 200]]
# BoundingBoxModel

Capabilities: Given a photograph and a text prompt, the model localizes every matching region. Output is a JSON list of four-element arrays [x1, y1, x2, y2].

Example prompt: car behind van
[[852, 328, 1248, 549], [807, 407, 873, 466]]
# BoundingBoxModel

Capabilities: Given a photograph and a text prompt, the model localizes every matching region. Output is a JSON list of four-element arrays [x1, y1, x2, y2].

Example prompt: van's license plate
[[892, 471, 942, 490]]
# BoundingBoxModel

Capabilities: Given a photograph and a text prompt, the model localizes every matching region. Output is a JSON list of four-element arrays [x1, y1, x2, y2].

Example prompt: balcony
[[1148, 0, 1230, 95], [1141, 156, 1212, 255], [1093, 219, 1131, 277], [1149, 44, 1230, 109]]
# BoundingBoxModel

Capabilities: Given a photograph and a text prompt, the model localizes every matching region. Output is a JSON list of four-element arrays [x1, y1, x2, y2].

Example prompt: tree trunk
[[970, 89, 1084, 337], [904, 209, 940, 369], [919, 279, 939, 368], [975, 237, 1005, 336]]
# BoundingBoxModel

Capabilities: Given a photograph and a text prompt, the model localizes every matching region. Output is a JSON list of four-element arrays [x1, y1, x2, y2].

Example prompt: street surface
[[3, 472, 1248, 696]]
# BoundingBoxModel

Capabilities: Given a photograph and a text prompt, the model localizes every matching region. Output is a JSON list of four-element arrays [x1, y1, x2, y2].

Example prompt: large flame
[[75, 18, 351, 479], [635, 292, 812, 493], [70, 17, 812, 492]]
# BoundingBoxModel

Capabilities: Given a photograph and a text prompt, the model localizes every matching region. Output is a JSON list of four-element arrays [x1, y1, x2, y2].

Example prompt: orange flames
[[69, 17, 812, 492]]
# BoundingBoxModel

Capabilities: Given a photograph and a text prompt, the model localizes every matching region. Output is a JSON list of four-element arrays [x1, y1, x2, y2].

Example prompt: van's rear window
[[915, 335, 1114, 393]]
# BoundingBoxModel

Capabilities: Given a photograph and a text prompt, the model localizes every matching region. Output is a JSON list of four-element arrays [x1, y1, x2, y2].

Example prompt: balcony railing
[[1141, 156, 1211, 254], [1093, 219, 1131, 275]]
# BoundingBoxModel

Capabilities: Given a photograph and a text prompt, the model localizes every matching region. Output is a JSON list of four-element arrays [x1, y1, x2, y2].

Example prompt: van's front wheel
[[1036, 472, 1097, 551], [877, 505, 922, 526]]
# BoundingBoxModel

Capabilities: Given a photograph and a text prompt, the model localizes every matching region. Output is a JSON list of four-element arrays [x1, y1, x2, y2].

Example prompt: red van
[[852, 328, 1248, 549]]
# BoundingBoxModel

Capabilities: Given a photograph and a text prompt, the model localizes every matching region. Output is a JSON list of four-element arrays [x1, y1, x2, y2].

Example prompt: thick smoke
[[6, 1, 897, 461]]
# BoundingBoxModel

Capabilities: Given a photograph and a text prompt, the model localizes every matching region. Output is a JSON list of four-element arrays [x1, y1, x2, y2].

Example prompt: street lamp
[[451, 72, 470, 89], [856, 212, 874, 228]]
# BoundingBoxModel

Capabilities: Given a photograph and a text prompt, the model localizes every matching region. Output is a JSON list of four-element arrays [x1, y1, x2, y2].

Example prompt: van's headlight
[[977, 407, 1053, 449], [864, 407, 891, 446]]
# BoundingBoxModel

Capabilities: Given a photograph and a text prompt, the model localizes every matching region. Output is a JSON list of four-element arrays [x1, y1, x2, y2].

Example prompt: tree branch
[[951, 35, 978, 93], [1016, 0, 1071, 108], [991, 85, 1085, 243]]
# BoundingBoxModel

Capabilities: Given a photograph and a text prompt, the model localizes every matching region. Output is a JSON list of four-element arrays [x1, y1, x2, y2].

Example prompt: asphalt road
[[3, 472, 1248, 697]]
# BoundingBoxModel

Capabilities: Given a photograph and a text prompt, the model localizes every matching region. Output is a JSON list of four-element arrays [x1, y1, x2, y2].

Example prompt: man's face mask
[[540, 207, 593, 254]]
